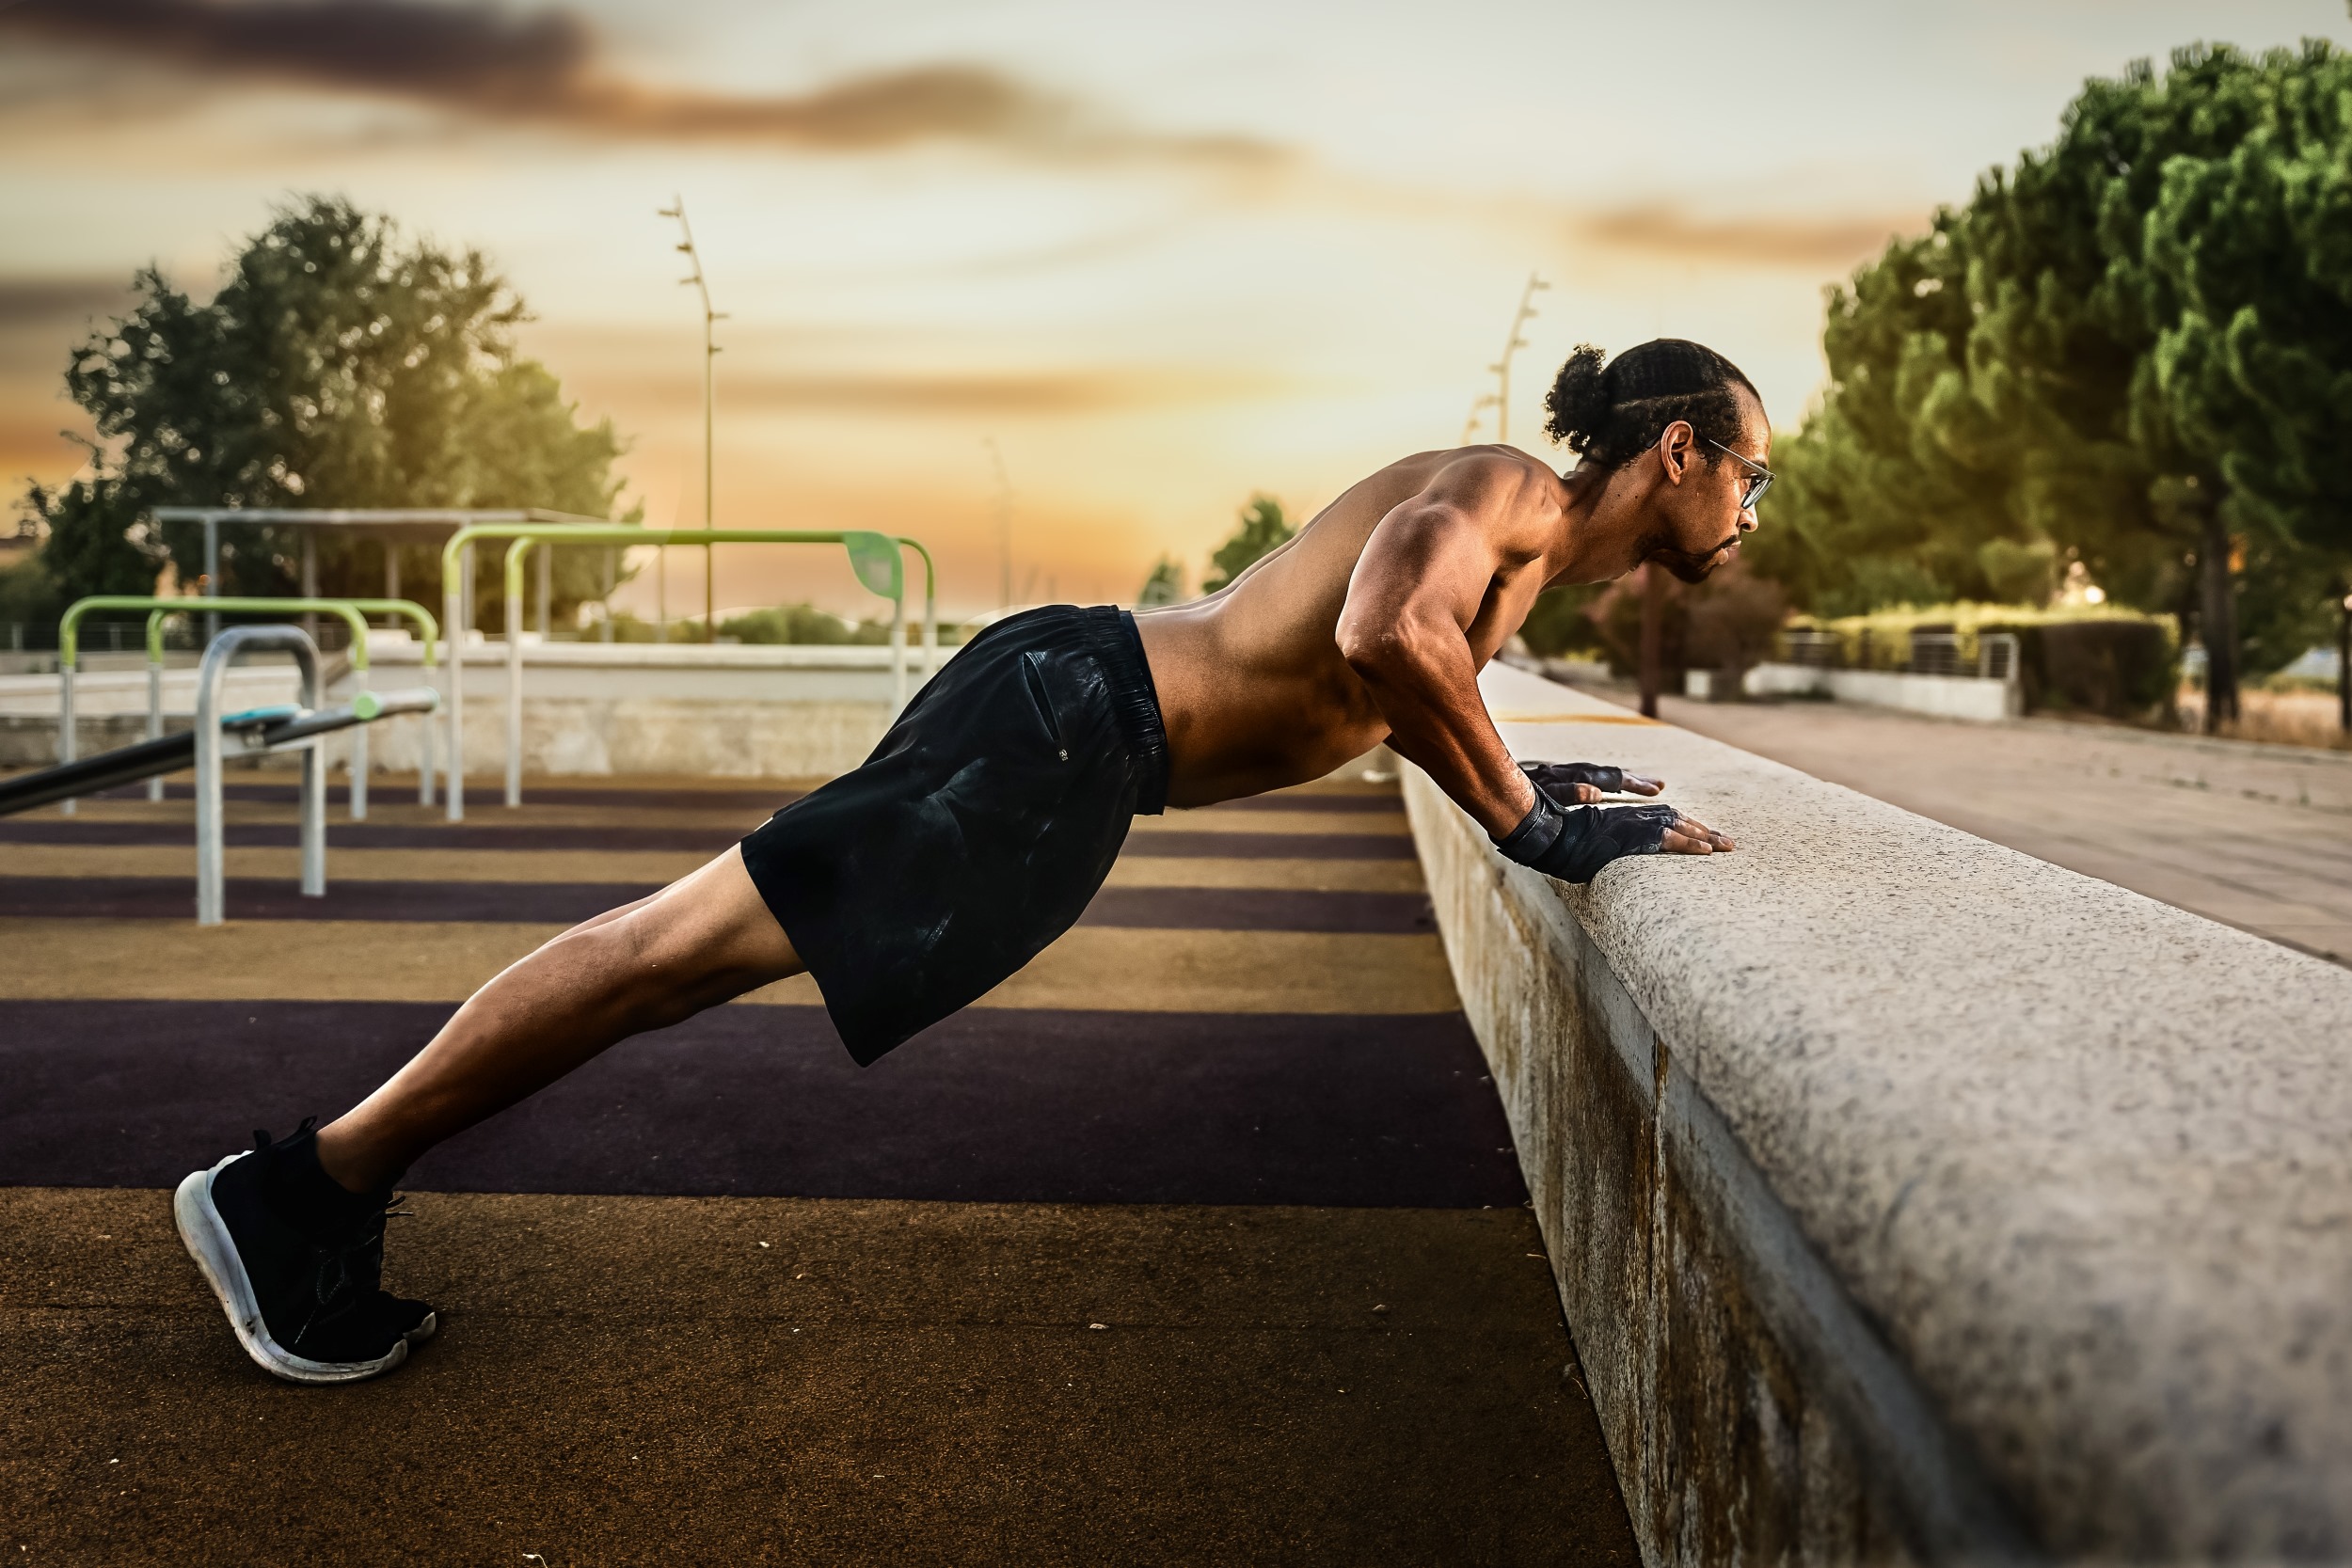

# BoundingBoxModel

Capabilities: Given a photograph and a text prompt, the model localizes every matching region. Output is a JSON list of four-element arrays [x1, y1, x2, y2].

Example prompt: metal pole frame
[[63, 594, 440, 818], [442, 525, 926, 817], [196, 625, 324, 927], [895, 537, 939, 678]]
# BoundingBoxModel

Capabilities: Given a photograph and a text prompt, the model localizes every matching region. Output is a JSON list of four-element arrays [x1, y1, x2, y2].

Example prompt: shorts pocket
[[1020, 651, 1071, 762]]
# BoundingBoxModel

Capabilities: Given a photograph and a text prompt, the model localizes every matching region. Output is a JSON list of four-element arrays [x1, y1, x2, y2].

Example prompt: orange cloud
[[0, 0, 1285, 167], [1574, 204, 1915, 269], [712, 367, 1292, 418]]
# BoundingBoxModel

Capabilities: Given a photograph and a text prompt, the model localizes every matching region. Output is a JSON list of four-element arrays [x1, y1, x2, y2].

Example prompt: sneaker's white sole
[[173, 1153, 437, 1386]]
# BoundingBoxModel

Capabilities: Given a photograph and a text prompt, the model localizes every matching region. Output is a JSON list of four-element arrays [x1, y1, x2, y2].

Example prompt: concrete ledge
[[1406, 662, 2352, 1564], [1747, 661, 2022, 721]]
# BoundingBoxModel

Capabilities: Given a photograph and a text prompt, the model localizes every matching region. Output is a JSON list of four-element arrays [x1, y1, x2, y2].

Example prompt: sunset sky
[[3, 0, 2346, 620]]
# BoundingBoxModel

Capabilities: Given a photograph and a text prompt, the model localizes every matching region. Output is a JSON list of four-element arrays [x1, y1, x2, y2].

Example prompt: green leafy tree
[[1136, 556, 1185, 607], [1755, 43, 2352, 727], [23, 195, 635, 628], [1740, 215, 2023, 618], [2130, 42, 2352, 710], [1201, 494, 1294, 594]]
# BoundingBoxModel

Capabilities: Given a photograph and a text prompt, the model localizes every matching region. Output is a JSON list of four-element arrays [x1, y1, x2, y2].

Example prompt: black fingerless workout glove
[[1493, 787, 1679, 885], [1519, 760, 1624, 797]]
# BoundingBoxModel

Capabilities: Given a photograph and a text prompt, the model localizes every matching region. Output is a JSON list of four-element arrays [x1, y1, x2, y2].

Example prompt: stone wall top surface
[[1476, 660, 2352, 1556]]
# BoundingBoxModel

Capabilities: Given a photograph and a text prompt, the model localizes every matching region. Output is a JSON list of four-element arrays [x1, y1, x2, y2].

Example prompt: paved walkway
[[1640, 693, 2352, 965], [0, 774, 1636, 1565]]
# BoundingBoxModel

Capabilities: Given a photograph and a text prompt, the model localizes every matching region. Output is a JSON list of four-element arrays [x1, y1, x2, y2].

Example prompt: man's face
[[1645, 391, 1770, 584]]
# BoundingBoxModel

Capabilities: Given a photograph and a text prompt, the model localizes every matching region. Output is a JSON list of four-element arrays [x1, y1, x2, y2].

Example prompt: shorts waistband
[[1080, 606, 1170, 816]]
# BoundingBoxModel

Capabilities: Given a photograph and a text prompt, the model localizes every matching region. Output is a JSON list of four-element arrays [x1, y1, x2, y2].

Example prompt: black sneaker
[[174, 1119, 437, 1385]]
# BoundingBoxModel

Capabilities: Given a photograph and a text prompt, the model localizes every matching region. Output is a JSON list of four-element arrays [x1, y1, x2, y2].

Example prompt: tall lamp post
[[1462, 272, 1549, 445], [660, 198, 727, 639]]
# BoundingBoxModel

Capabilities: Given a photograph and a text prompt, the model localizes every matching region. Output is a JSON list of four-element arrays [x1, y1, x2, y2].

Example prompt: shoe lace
[[290, 1197, 411, 1350], [247, 1119, 412, 1353]]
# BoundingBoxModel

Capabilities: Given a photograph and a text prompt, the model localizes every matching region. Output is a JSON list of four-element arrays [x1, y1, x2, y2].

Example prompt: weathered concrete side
[[1406, 661, 2352, 1565], [364, 641, 917, 778]]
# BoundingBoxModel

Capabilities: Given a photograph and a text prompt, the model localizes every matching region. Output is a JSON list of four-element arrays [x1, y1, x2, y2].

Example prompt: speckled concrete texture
[[1418, 662, 2352, 1563]]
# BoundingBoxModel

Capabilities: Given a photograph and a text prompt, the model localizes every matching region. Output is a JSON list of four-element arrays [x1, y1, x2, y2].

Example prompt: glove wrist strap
[[1495, 788, 1568, 866]]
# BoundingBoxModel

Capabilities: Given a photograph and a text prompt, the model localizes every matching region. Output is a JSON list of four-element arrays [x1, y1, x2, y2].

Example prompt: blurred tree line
[[2, 196, 634, 631], [1137, 492, 1295, 607], [1745, 40, 2352, 728]]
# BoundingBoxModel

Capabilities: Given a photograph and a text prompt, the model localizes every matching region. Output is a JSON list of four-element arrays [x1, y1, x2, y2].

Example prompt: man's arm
[[1334, 456, 1729, 863], [1333, 456, 1541, 837]]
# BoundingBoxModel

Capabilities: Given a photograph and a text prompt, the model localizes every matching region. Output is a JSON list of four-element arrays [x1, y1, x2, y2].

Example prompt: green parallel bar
[[434, 524, 910, 612], [59, 595, 444, 673]]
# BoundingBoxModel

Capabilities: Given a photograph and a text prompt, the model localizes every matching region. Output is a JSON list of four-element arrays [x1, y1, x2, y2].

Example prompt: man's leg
[[176, 844, 802, 1383], [316, 843, 802, 1193]]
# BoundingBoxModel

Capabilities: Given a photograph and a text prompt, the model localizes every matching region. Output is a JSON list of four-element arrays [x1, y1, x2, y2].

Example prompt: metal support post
[[506, 540, 526, 808], [300, 532, 319, 645], [446, 545, 470, 820], [146, 651, 164, 802], [197, 626, 323, 926], [349, 657, 370, 821], [204, 515, 219, 645], [890, 594, 908, 713], [58, 651, 76, 816], [536, 544, 552, 638]]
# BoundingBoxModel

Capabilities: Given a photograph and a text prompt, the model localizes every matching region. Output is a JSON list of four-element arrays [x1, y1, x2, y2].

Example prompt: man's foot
[[174, 1119, 437, 1385]]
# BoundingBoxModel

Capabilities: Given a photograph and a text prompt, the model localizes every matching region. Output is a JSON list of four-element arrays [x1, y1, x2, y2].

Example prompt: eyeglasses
[[1705, 437, 1773, 510]]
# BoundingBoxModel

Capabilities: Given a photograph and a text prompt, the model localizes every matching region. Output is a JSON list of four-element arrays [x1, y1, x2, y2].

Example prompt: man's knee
[[596, 865, 800, 1016]]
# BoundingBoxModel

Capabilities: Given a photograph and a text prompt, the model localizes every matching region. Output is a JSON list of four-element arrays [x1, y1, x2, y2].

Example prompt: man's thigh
[[554, 844, 803, 1001]]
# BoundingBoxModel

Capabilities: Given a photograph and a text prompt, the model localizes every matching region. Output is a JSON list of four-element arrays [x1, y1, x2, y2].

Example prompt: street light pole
[[660, 197, 727, 639], [1486, 271, 1549, 447]]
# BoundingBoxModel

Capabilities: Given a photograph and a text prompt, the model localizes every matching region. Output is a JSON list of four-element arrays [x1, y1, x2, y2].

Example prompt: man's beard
[[1645, 533, 1739, 585]]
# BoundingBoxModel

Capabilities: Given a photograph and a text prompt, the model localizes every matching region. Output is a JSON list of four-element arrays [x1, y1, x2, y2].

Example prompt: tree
[[2131, 43, 2352, 713], [1201, 494, 1294, 594], [1754, 43, 2352, 730], [1136, 556, 1184, 607], [22, 196, 635, 627], [1740, 215, 2026, 617]]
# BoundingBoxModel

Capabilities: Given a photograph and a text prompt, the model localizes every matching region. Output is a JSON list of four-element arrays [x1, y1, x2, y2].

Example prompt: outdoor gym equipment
[[0, 623, 439, 924], [55, 595, 440, 818], [434, 524, 937, 818]]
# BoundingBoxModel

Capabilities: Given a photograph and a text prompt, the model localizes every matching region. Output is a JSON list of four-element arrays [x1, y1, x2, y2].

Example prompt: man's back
[[1136, 445, 1569, 807]]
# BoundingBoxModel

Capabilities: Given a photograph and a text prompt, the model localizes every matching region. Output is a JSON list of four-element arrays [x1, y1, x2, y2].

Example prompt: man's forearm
[[1352, 646, 1533, 837]]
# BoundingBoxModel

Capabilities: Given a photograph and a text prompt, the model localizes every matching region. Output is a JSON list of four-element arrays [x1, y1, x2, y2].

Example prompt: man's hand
[[1520, 760, 1665, 805], [1495, 793, 1735, 883]]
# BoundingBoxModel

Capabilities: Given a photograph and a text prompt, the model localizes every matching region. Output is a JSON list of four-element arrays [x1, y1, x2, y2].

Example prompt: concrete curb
[[1406, 662, 2352, 1564]]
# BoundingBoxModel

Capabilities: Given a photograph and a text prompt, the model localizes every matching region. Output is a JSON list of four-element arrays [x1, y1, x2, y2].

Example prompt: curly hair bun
[[1540, 338, 1757, 468], [1542, 344, 1610, 454]]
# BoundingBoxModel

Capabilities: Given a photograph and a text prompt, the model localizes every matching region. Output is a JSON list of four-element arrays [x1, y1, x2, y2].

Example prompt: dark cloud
[[1, 0, 1285, 166], [0, 277, 134, 326]]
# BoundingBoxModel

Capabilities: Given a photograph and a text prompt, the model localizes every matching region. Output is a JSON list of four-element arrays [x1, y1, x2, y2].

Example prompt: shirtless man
[[177, 337, 1769, 1383]]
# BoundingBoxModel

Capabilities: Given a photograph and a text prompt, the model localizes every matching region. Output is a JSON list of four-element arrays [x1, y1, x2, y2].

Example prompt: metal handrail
[[196, 626, 323, 925], [58, 594, 440, 819], [433, 523, 927, 818], [894, 535, 940, 677]]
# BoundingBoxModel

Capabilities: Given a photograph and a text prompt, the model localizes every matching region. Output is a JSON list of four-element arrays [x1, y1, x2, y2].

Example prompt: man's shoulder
[[1393, 445, 1563, 514]]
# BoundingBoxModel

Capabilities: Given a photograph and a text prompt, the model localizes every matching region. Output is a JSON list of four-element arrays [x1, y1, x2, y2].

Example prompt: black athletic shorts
[[739, 604, 1170, 1065]]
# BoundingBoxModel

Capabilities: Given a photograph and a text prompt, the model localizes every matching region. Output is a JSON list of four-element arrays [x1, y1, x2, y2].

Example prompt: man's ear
[[1658, 420, 1696, 485]]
